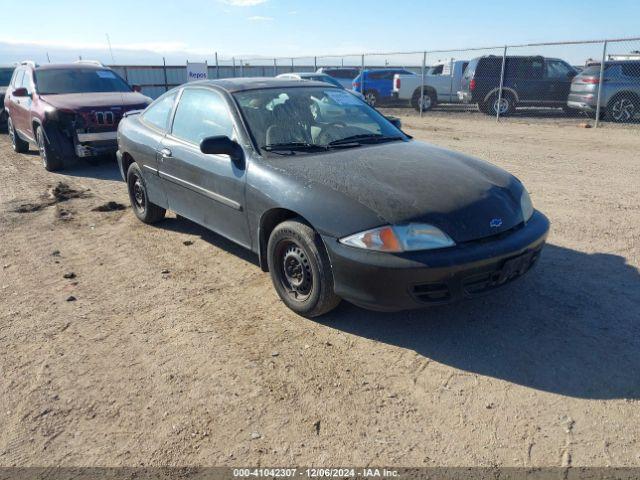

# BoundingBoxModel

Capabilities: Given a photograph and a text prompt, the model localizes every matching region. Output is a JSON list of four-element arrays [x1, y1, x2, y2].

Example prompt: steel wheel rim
[[612, 98, 634, 122], [420, 94, 432, 110], [276, 240, 313, 302], [37, 131, 47, 167], [494, 97, 509, 114], [132, 175, 146, 212], [8, 118, 16, 148], [365, 93, 376, 106]]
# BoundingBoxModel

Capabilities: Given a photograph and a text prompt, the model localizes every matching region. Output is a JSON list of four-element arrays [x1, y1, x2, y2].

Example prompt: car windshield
[[34, 68, 132, 94], [233, 87, 405, 154], [0, 68, 14, 86]]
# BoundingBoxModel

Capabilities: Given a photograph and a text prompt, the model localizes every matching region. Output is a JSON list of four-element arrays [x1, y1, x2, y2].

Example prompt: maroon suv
[[4, 61, 151, 171]]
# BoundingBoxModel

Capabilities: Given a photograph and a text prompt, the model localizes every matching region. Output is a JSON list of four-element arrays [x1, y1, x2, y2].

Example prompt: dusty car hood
[[267, 140, 526, 243], [40, 92, 151, 110]]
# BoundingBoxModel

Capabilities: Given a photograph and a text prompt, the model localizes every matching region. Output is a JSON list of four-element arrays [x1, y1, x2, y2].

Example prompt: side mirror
[[132, 84, 142, 93], [13, 87, 29, 97], [200, 135, 243, 162], [386, 116, 402, 130]]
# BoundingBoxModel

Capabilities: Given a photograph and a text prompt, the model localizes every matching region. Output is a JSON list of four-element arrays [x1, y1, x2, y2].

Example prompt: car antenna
[[106, 33, 127, 105]]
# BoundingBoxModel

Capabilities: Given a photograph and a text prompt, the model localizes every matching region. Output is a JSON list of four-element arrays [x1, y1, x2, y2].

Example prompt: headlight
[[340, 223, 455, 252], [521, 189, 534, 222]]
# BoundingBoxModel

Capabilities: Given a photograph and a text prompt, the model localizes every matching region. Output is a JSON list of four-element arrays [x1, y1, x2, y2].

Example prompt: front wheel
[[7, 116, 29, 154], [267, 219, 341, 317], [126, 163, 166, 224], [37, 126, 63, 172]]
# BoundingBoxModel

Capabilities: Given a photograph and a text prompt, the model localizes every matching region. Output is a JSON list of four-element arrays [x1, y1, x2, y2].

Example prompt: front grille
[[93, 111, 115, 126], [411, 282, 451, 303]]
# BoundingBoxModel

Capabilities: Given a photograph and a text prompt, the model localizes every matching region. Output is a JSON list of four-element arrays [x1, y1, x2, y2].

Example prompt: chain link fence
[[18, 36, 637, 127]]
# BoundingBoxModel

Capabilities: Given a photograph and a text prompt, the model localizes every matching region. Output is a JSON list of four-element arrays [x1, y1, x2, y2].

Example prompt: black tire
[[412, 89, 436, 112], [363, 90, 379, 107], [7, 116, 29, 153], [126, 162, 166, 224], [36, 125, 63, 172], [606, 94, 638, 123], [267, 218, 341, 317], [483, 92, 516, 116]]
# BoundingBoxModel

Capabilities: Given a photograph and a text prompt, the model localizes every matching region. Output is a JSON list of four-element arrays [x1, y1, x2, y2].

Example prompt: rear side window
[[621, 63, 640, 77], [476, 57, 502, 76], [142, 91, 177, 131], [171, 88, 234, 145]]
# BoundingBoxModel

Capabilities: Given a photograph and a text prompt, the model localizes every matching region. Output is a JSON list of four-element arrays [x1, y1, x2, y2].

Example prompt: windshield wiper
[[262, 142, 328, 153], [328, 134, 404, 147]]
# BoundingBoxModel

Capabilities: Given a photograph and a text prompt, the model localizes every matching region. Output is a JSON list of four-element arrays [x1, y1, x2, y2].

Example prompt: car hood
[[40, 91, 151, 110], [267, 140, 526, 243]]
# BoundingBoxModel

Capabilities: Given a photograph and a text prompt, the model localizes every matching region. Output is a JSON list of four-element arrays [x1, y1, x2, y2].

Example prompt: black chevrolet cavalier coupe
[[116, 78, 549, 317]]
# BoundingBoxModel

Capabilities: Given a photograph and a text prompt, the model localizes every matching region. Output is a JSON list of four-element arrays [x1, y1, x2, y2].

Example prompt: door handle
[[159, 148, 172, 158]]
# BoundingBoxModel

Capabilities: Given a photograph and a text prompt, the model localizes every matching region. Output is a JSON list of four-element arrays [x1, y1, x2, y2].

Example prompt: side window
[[530, 59, 544, 78], [12, 69, 24, 89], [621, 63, 640, 78], [20, 71, 33, 93], [142, 91, 177, 131], [546, 60, 573, 79], [171, 88, 234, 145]]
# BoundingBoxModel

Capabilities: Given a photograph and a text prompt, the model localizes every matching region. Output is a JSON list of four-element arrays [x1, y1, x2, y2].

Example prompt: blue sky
[[1, 0, 639, 65]]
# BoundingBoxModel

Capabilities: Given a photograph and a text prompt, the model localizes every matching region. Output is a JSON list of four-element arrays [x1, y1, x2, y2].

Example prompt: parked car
[[392, 60, 469, 111], [117, 78, 549, 317], [4, 61, 151, 171], [352, 68, 416, 107], [458, 56, 577, 115], [315, 67, 360, 89], [567, 61, 640, 122], [276, 72, 366, 102], [0, 65, 15, 128], [277, 72, 345, 89]]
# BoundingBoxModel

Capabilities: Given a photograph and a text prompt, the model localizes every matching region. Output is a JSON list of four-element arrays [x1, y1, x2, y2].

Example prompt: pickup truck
[[392, 60, 469, 111]]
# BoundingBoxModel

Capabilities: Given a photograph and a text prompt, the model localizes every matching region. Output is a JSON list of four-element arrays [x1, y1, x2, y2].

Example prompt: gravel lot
[[0, 112, 639, 467]]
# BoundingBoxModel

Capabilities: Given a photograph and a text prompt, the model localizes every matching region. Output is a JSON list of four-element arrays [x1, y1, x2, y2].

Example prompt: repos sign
[[186, 62, 208, 82]]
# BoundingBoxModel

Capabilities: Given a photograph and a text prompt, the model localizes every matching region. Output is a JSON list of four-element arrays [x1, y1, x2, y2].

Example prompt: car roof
[[187, 77, 339, 93], [34, 63, 109, 71]]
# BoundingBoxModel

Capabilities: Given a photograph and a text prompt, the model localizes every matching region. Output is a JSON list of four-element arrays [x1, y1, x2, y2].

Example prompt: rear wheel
[[37, 126, 63, 172], [364, 90, 379, 107], [267, 219, 341, 317], [7, 116, 29, 153], [126, 163, 166, 224], [483, 92, 516, 116], [607, 94, 638, 123], [412, 89, 436, 112]]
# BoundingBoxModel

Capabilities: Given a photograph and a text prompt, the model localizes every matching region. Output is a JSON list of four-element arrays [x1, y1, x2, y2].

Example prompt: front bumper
[[74, 131, 118, 158], [323, 211, 550, 311]]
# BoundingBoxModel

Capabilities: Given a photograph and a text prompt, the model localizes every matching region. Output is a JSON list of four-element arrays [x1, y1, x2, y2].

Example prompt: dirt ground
[[0, 111, 639, 468]]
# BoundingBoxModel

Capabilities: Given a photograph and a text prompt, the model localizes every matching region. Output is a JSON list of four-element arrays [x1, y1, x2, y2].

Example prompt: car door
[[134, 90, 179, 208], [7, 69, 28, 135], [545, 59, 576, 104], [510, 57, 546, 104], [158, 86, 250, 248]]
